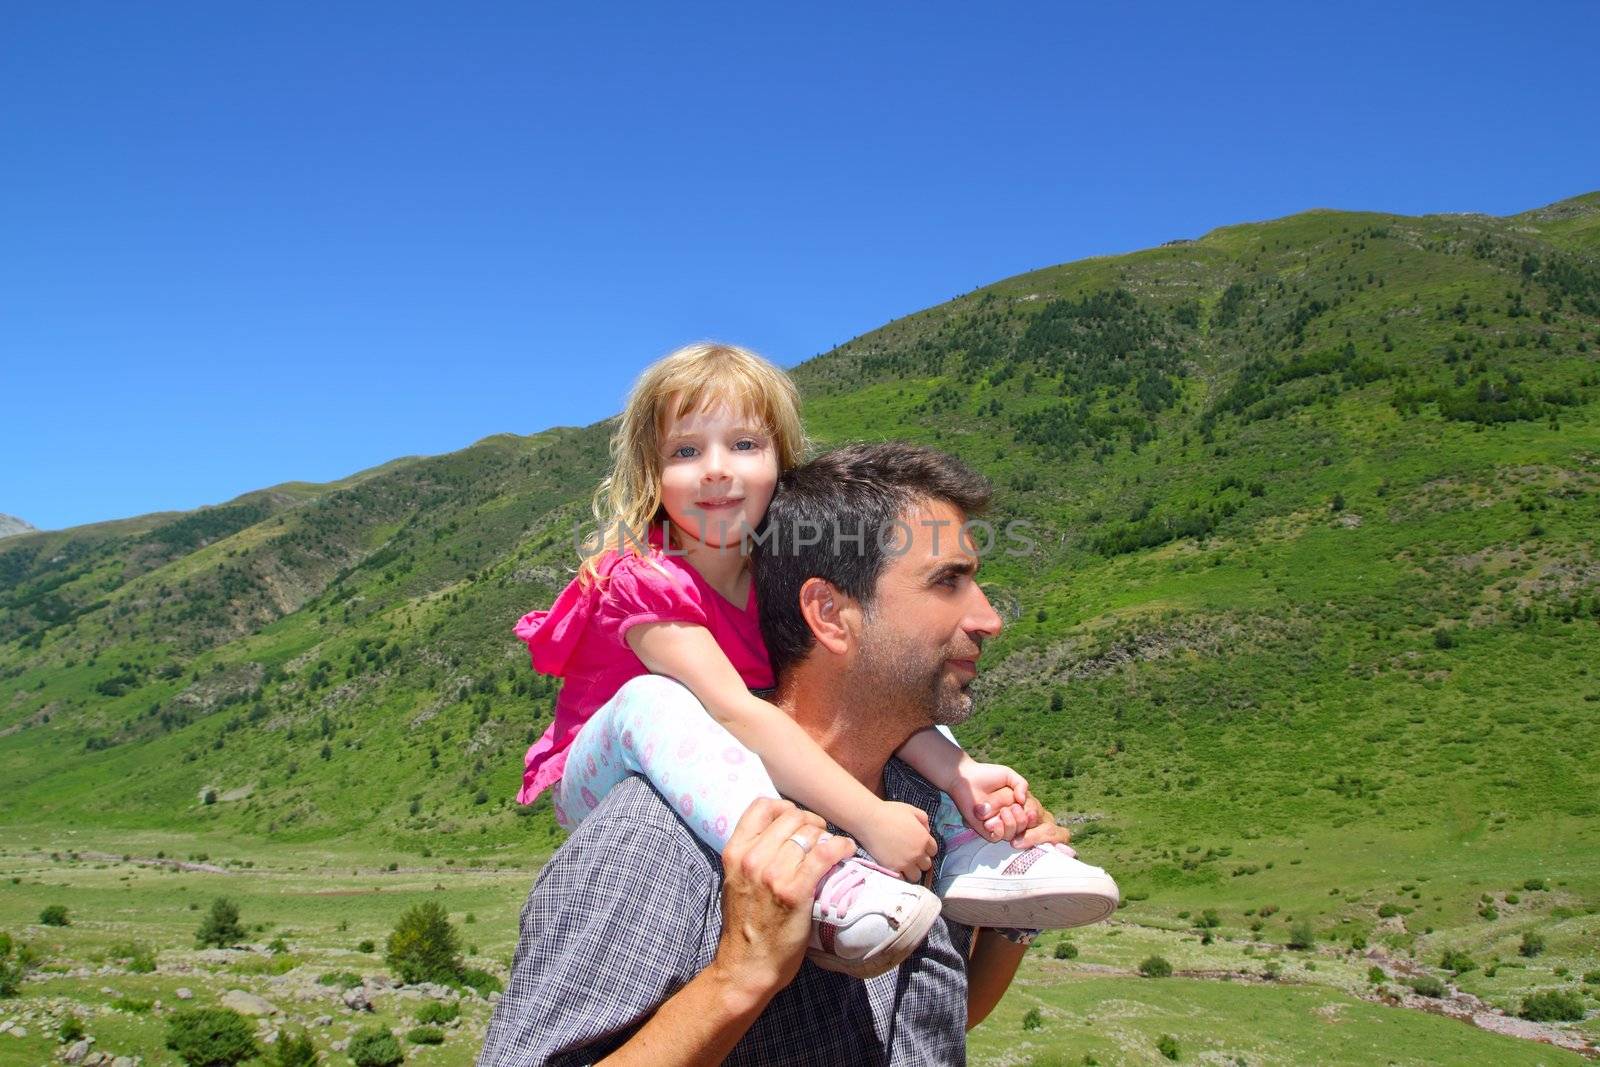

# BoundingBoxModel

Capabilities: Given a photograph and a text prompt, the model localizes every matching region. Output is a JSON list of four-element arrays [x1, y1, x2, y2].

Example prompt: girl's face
[[657, 398, 779, 550]]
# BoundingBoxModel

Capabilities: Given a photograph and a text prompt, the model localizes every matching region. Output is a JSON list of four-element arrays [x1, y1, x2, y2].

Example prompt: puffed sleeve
[[513, 575, 594, 677], [598, 553, 708, 648]]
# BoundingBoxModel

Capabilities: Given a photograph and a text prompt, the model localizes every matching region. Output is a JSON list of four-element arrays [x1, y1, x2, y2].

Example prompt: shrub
[[268, 936, 289, 955], [1349, 932, 1367, 950], [458, 967, 502, 996], [1053, 941, 1078, 960], [406, 1026, 445, 1045], [1156, 1034, 1180, 1061], [1197, 908, 1221, 929], [59, 1015, 85, 1042], [1409, 975, 1446, 998], [1367, 966, 1385, 984], [1583, 970, 1600, 986], [1523, 878, 1548, 891], [1377, 903, 1401, 918], [415, 1001, 459, 1025], [231, 954, 297, 976], [386, 902, 462, 985], [1287, 921, 1315, 950], [1139, 955, 1173, 978], [271, 1031, 319, 1067], [39, 904, 70, 927], [196, 897, 246, 948], [0, 942, 26, 997], [1021, 1007, 1042, 1031], [1441, 949, 1476, 975], [165, 1007, 259, 1067], [1519, 989, 1585, 1022], [1519, 931, 1546, 958], [347, 1026, 405, 1067], [1432, 627, 1455, 649], [112, 996, 154, 1012], [316, 970, 362, 990], [358, 939, 376, 954]]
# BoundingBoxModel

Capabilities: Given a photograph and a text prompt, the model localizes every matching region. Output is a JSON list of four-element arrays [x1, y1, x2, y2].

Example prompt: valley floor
[[2, 829, 1594, 1066]]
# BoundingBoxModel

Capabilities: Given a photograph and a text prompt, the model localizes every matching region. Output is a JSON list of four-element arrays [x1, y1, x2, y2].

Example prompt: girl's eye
[[733, 439, 761, 451], [671, 445, 697, 459]]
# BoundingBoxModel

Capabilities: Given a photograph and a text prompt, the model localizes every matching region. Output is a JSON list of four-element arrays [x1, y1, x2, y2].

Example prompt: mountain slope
[[3, 193, 1598, 1026]]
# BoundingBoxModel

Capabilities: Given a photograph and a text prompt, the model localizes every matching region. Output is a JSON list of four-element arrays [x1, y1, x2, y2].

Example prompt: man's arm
[[965, 930, 1027, 1030], [964, 795, 1076, 1030], [597, 799, 855, 1065], [477, 788, 852, 1067]]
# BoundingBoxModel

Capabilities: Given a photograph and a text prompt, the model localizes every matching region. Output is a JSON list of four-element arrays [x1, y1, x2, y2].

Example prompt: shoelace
[[814, 858, 903, 921]]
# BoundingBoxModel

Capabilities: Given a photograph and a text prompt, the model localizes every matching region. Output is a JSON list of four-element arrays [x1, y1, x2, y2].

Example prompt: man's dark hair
[[753, 442, 991, 680]]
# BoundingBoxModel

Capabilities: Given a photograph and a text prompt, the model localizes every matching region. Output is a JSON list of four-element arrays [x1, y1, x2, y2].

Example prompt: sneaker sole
[[806, 890, 944, 980], [939, 873, 1121, 930]]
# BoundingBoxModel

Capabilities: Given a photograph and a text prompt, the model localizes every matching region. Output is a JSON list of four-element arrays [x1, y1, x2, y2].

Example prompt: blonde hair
[[580, 341, 807, 584]]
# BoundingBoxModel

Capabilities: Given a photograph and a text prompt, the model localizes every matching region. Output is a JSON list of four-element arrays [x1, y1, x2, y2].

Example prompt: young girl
[[515, 342, 1118, 977]]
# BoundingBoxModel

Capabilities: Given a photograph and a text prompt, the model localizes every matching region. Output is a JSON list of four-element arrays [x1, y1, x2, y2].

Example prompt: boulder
[[220, 990, 279, 1016], [175, 988, 193, 1000], [313, 1015, 333, 1027], [62, 1038, 94, 1064], [341, 988, 371, 1013]]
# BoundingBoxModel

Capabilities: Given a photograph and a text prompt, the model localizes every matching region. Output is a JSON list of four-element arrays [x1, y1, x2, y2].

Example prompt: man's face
[[852, 499, 1004, 726]]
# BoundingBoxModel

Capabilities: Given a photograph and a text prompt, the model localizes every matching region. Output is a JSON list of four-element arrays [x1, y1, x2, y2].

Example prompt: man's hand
[[711, 797, 857, 997], [1008, 794, 1072, 852]]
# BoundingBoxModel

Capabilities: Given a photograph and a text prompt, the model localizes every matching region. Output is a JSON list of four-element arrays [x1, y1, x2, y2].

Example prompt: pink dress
[[513, 524, 774, 804]]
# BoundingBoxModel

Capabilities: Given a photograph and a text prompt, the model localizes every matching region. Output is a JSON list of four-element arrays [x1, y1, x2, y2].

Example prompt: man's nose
[[968, 584, 1004, 638]]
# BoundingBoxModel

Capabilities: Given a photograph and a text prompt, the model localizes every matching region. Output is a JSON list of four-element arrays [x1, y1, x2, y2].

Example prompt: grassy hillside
[[3, 192, 1598, 1061]]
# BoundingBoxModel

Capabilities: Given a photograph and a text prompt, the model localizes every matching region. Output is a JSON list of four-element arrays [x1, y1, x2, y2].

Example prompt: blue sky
[[4, 2, 1597, 531]]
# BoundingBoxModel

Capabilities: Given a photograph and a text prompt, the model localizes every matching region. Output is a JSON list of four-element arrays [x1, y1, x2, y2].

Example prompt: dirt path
[[1361, 946, 1597, 1058]]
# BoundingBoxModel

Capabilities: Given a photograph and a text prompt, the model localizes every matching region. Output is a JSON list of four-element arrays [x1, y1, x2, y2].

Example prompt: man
[[478, 442, 1070, 1065]]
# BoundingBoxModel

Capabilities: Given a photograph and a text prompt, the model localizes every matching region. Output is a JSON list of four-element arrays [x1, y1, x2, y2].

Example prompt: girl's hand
[[948, 761, 1031, 842], [857, 801, 938, 881]]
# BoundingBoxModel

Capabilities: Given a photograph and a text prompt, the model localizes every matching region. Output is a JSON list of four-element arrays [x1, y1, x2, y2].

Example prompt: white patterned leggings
[[554, 674, 967, 855]]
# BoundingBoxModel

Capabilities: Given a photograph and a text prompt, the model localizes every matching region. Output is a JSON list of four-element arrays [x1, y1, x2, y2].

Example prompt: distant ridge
[[0, 513, 38, 540]]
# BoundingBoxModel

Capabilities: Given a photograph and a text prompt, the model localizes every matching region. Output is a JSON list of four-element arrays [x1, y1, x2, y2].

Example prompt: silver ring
[[787, 833, 812, 854]]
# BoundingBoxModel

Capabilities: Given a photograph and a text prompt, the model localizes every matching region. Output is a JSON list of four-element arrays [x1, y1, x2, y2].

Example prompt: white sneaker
[[935, 835, 1120, 929], [807, 857, 943, 979]]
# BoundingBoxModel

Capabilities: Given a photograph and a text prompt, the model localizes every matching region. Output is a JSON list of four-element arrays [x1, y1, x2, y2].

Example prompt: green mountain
[[3, 192, 1598, 1047]]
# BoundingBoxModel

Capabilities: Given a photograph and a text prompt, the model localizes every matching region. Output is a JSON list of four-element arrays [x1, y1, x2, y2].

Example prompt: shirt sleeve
[[475, 788, 714, 1066], [598, 553, 708, 649]]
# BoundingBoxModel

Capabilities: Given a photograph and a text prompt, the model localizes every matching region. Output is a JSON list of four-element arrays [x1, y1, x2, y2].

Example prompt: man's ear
[[798, 577, 854, 656]]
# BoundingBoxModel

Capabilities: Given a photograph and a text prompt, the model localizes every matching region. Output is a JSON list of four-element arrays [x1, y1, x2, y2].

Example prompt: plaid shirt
[[477, 760, 971, 1066]]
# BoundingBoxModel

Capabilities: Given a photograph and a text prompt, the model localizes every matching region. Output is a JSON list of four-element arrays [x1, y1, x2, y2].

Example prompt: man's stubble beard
[[855, 607, 977, 729]]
